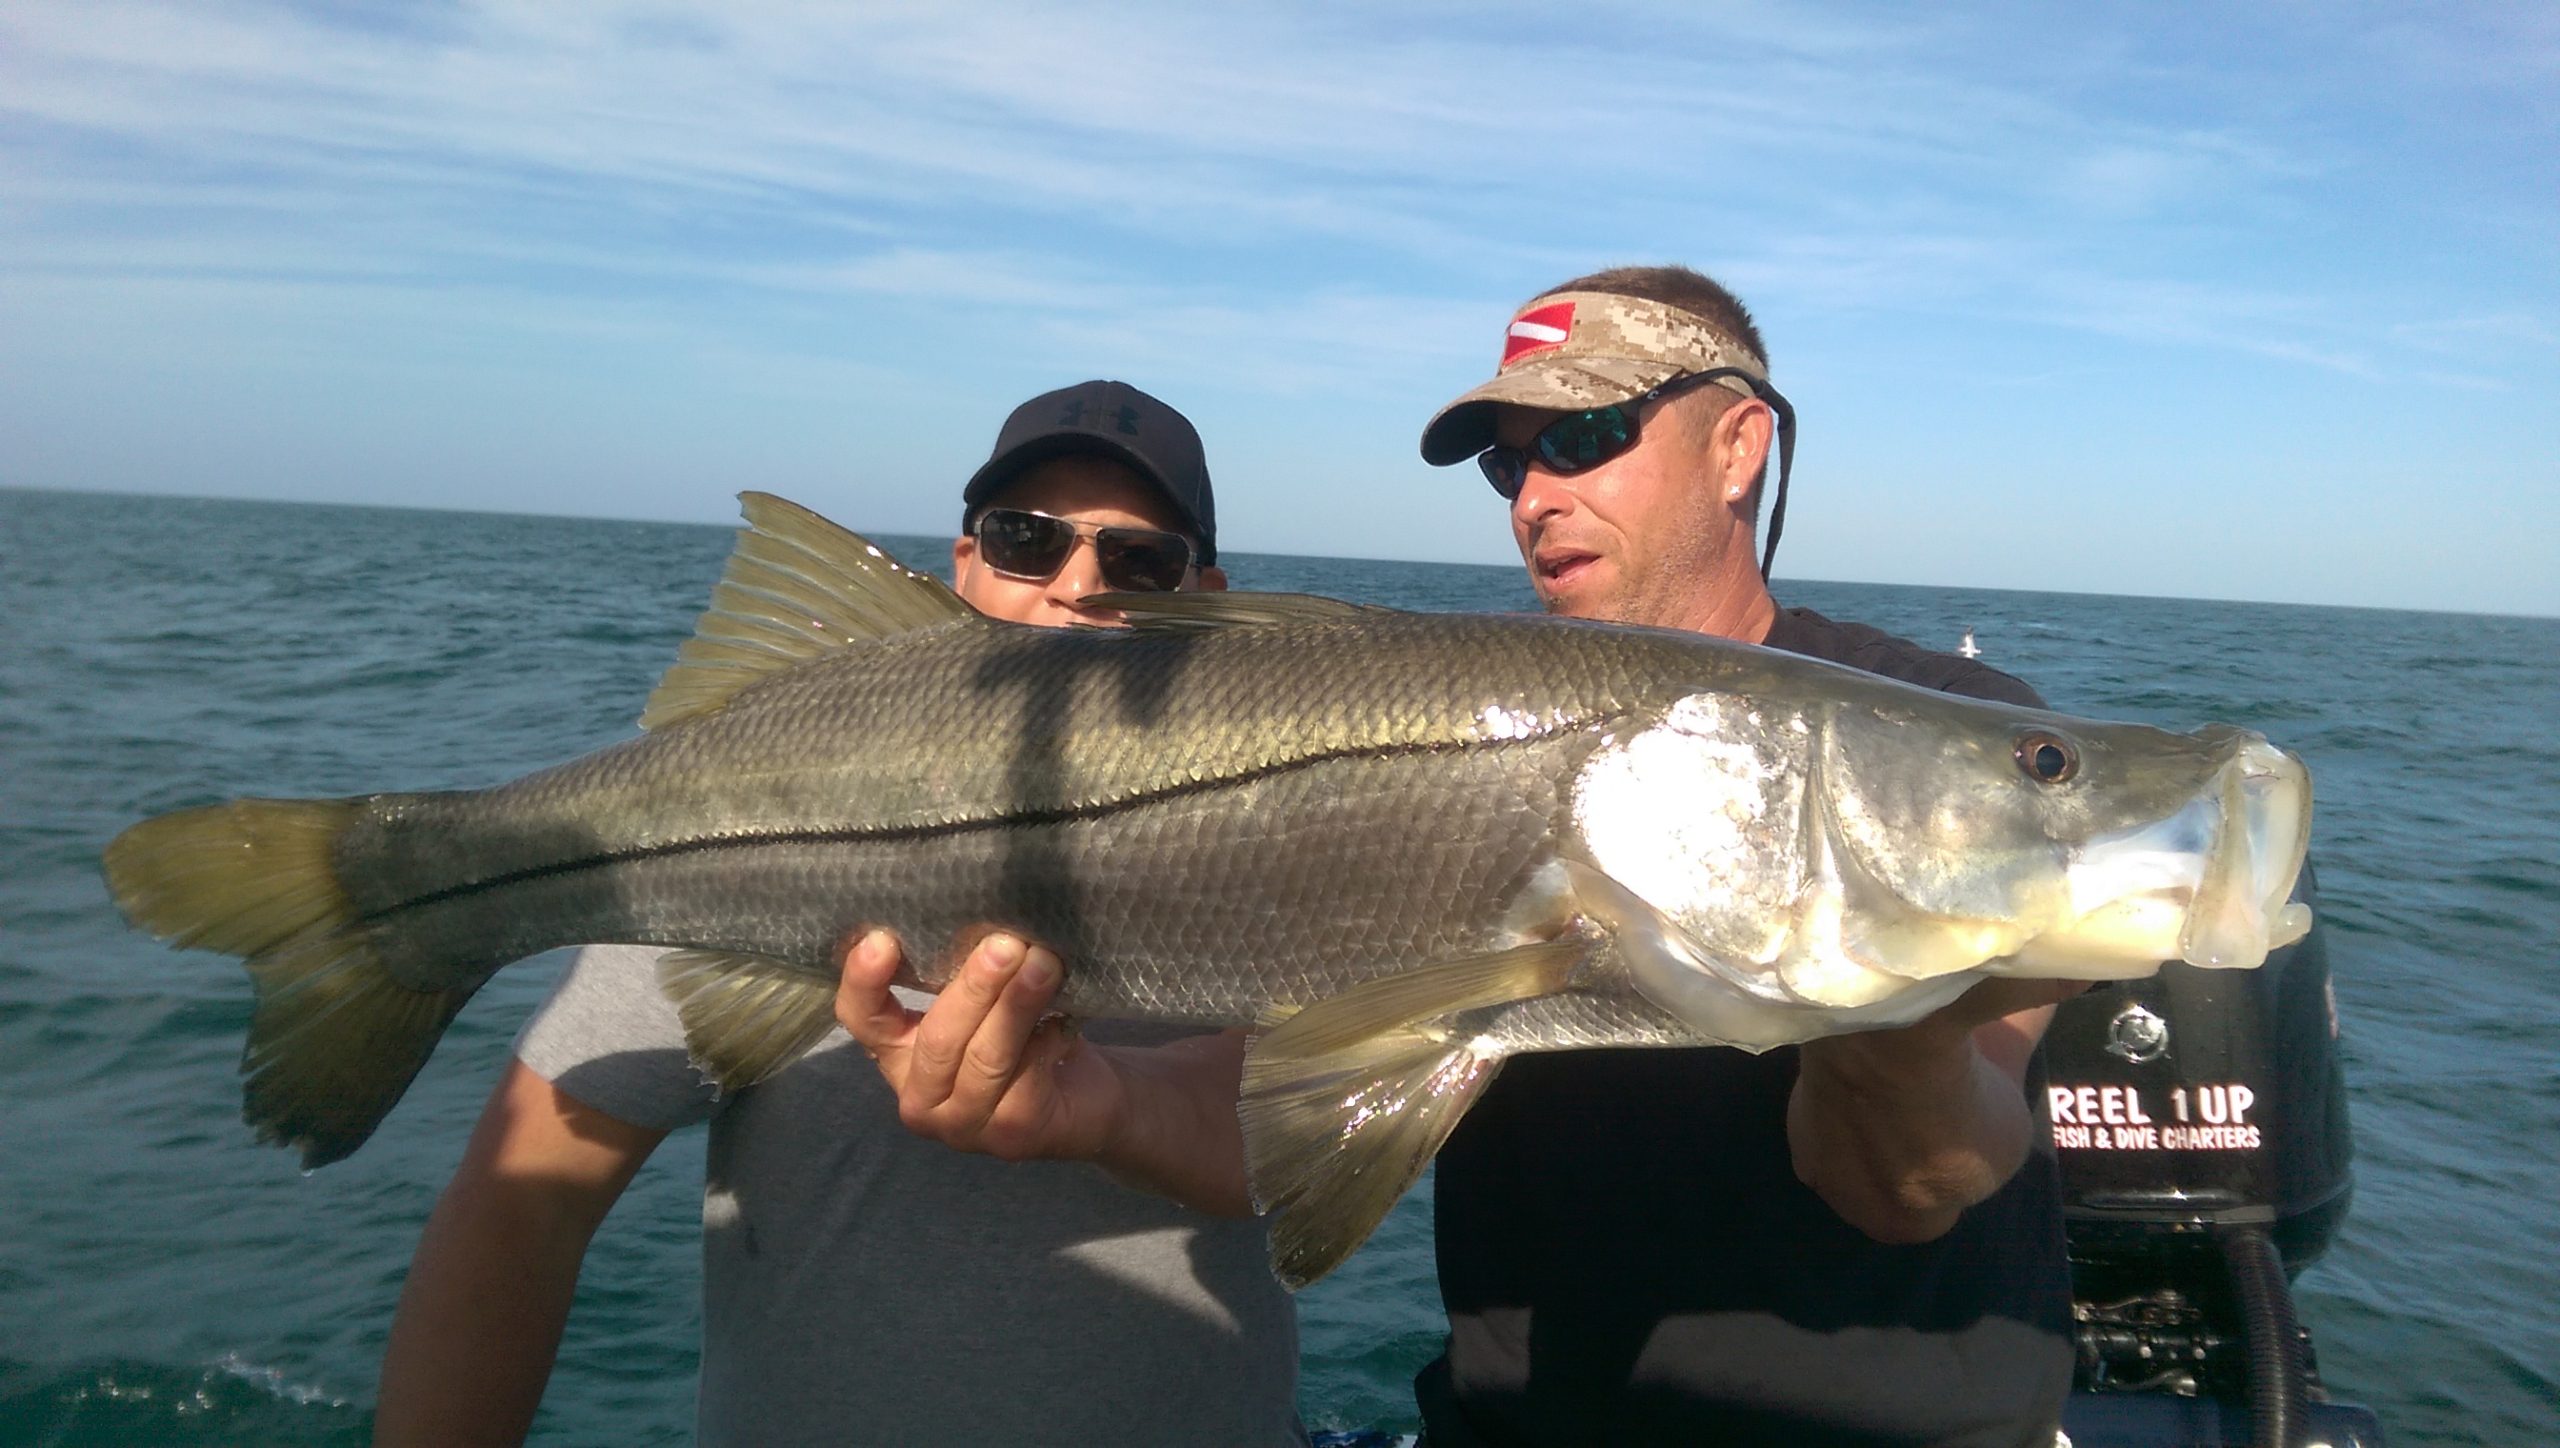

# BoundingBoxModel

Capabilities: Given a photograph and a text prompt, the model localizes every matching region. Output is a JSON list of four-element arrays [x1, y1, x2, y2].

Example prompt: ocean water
[[3, 487, 2554, 1446]]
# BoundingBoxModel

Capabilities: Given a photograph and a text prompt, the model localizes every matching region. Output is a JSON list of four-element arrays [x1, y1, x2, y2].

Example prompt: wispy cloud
[[6, 3, 2546, 373], [2391, 313, 2560, 357], [1, 1, 2552, 610]]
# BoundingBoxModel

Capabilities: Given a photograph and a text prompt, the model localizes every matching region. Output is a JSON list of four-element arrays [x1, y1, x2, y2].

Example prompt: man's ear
[[1195, 563, 1229, 593], [1719, 400, 1775, 504], [951, 534, 977, 583]]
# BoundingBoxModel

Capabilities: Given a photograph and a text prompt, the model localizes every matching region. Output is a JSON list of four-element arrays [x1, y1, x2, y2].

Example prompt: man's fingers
[[835, 930, 919, 1052], [837, 928, 1095, 1156], [1956, 976, 2090, 1028], [953, 945, 1066, 1102], [904, 933, 1028, 1102], [977, 1016, 1089, 1160]]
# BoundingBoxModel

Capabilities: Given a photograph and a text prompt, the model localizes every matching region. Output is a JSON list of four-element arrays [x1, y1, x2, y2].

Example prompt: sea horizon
[[9, 482, 2548, 624]]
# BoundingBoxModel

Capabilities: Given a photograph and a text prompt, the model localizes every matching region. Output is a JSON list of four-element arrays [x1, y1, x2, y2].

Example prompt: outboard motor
[[2040, 867, 2386, 1446]]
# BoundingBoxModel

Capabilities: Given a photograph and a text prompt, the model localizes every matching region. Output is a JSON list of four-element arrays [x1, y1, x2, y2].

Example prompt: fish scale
[[331, 614, 1695, 988]]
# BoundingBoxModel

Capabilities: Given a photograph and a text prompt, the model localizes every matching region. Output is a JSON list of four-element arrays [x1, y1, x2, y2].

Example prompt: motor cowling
[[2040, 866, 2384, 1445], [2043, 864, 2353, 1281]]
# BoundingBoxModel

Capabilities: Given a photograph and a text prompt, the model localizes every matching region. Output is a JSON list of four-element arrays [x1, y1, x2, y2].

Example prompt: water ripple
[[6, 489, 2555, 1445]]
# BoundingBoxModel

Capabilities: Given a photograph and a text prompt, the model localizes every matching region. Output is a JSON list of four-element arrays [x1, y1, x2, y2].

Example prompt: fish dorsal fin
[[1094, 590, 1396, 634], [641, 492, 978, 730]]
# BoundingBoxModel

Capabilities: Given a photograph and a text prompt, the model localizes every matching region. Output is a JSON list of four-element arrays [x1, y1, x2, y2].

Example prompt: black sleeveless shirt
[[1415, 608, 2075, 1448]]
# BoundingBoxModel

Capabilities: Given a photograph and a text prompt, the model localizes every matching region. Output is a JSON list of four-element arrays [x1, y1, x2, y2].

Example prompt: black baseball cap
[[961, 380, 1218, 564]]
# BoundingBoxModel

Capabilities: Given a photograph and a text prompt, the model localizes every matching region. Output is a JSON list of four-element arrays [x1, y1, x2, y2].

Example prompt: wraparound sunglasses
[[1477, 367, 1798, 578]]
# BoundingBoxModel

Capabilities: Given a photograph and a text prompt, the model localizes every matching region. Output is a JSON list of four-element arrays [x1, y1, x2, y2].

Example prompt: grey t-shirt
[[518, 943, 1302, 1447]]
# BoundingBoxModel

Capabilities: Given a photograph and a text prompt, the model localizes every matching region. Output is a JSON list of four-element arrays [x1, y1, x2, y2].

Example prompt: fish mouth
[[2179, 733, 2314, 967], [2041, 732, 2314, 973]]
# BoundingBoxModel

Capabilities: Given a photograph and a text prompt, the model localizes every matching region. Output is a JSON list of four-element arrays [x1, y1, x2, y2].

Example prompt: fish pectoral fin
[[641, 493, 981, 731], [656, 948, 842, 1092], [1240, 1023, 1503, 1290], [1093, 591, 1398, 633], [1238, 940, 1581, 1289], [1253, 938, 1584, 1061]]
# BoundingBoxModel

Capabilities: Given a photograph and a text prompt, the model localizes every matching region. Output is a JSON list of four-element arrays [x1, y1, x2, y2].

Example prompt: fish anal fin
[[1240, 1025, 1503, 1289], [640, 493, 980, 731], [1253, 937, 1584, 1062], [657, 948, 840, 1091]]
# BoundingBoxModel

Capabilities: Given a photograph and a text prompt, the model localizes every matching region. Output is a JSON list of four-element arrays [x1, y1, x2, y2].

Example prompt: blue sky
[[3, 2, 2553, 614]]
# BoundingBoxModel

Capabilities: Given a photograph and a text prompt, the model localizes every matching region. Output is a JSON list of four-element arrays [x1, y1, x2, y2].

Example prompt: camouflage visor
[[1417, 291, 1772, 465]]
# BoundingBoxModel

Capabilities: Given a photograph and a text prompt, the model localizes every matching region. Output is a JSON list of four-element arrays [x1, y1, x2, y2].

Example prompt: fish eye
[[2015, 732, 2079, 785]]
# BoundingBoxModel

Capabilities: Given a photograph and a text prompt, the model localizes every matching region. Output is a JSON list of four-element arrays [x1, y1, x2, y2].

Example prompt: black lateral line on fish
[[359, 732, 1577, 926]]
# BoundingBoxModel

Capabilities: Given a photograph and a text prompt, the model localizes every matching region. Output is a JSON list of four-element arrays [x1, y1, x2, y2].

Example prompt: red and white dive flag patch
[[1503, 301, 1575, 366]]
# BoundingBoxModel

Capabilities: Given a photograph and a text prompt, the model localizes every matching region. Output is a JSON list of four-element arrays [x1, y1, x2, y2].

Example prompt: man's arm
[[375, 1062, 666, 1448], [1787, 978, 2084, 1244], [834, 931, 1255, 1217]]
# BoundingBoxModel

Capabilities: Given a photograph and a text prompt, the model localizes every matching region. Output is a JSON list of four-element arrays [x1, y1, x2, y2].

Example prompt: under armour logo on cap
[[1059, 400, 1143, 436], [1502, 301, 1575, 367]]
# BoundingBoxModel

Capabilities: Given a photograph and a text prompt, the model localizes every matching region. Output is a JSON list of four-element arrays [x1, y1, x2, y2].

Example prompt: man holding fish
[[107, 271, 2312, 1446], [839, 267, 2094, 1445], [370, 383, 1306, 1447]]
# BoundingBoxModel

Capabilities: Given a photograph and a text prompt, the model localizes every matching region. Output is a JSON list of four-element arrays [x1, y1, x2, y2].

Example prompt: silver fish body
[[104, 494, 2313, 1284]]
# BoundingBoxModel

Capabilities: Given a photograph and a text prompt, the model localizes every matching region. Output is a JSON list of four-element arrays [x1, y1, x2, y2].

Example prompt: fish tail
[[103, 798, 472, 1167]]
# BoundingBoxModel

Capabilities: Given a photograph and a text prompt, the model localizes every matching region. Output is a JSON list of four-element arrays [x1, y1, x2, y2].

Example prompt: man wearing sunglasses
[[949, 382, 1227, 620], [376, 381, 1301, 1448], [1408, 267, 2076, 1447]]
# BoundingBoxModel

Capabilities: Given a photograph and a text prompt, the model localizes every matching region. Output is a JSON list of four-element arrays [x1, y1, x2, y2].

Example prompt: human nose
[[1509, 459, 1575, 530], [1047, 538, 1117, 615]]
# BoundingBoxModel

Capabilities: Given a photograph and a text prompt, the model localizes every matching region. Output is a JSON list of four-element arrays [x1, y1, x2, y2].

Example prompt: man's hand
[[834, 929, 1126, 1163], [1787, 977, 2087, 1245], [834, 930, 1256, 1216]]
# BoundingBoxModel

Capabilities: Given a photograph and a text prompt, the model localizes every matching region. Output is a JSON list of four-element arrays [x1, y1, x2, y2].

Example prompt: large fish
[[103, 493, 2313, 1285]]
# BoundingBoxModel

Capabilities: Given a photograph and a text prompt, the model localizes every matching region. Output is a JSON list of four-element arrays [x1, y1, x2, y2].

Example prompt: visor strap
[[1761, 418, 1793, 580]]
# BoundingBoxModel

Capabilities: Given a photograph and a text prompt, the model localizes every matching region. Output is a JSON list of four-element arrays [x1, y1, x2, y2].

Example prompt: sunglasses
[[1476, 370, 1750, 498], [972, 507, 1197, 593], [1478, 366, 1800, 578]]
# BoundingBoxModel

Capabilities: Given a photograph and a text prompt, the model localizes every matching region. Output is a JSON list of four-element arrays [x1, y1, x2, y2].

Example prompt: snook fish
[[104, 493, 2313, 1285]]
